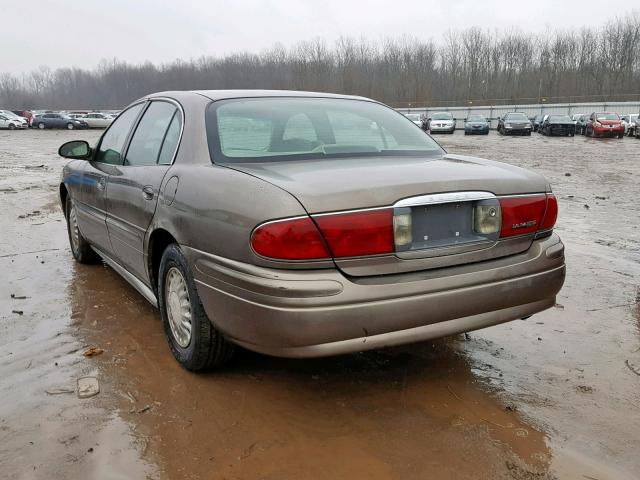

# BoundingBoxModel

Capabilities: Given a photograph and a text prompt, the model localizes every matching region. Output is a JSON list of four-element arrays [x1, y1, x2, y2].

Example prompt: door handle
[[142, 186, 155, 200]]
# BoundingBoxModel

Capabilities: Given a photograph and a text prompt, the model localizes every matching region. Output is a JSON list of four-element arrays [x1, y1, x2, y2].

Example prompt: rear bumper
[[186, 234, 565, 358]]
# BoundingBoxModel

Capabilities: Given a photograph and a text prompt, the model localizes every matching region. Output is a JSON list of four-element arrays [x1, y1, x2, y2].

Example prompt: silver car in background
[[58, 90, 565, 371], [428, 112, 456, 134]]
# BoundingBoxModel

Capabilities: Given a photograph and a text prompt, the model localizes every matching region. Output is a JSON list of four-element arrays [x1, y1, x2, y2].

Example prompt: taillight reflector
[[540, 194, 558, 231], [251, 217, 330, 260], [499, 194, 557, 238], [314, 209, 394, 258]]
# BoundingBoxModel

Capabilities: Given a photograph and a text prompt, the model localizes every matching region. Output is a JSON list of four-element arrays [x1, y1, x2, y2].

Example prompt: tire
[[526, 131, 532, 136], [158, 244, 234, 371], [65, 196, 100, 264], [66, 123, 75, 130], [8, 124, 15, 130], [37, 122, 45, 129]]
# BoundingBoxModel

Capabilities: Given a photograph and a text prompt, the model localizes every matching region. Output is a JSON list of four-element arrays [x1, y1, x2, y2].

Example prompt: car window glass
[[218, 115, 273, 153], [283, 114, 318, 142], [158, 111, 182, 165], [95, 103, 144, 165], [125, 102, 177, 166], [327, 110, 386, 149], [210, 98, 441, 162]]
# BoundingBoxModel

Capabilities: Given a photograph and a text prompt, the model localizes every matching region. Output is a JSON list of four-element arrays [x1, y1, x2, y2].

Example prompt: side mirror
[[59, 140, 91, 159]]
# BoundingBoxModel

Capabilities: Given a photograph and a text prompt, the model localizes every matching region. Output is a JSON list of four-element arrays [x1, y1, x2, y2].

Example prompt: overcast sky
[[2, 1, 635, 75]]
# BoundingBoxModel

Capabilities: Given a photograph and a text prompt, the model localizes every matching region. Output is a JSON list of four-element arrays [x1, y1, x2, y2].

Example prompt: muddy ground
[[0, 129, 638, 480]]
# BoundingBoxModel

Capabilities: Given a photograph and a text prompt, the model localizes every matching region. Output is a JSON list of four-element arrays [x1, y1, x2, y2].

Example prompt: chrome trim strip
[[312, 206, 392, 217], [92, 246, 158, 308], [394, 191, 495, 208]]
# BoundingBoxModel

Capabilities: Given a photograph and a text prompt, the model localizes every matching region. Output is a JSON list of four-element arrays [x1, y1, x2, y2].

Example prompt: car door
[[105, 100, 182, 282], [0, 115, 8, 128], [74, 103, 145, 255]]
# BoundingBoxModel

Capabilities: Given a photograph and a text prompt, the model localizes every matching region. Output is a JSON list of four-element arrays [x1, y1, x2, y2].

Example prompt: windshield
[[431, 113, 452, 120], [504, 113, 528, 121], [207, 98, 443, 163], [596, 113, 619, 121], [549, 115, 572, 122], [467, 115, 485, 122], [405, 113, 421, 121]]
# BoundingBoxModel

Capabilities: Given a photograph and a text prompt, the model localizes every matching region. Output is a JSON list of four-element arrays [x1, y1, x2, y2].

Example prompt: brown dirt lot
[[1, 129, 639, 479]]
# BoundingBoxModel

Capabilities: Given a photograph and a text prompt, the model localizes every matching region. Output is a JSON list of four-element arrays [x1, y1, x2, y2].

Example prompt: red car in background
[[11, 110, 35, 127], [585, 112, 625, 138]]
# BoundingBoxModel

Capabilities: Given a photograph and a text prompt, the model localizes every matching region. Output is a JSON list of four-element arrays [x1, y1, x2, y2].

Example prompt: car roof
[[145, 89, 370, 103]]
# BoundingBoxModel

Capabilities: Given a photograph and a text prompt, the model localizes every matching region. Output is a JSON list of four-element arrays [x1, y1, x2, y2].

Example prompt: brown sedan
[[58, 90, 565, 371]]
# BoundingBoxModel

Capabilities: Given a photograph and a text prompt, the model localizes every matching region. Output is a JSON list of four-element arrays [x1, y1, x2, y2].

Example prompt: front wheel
[[8, 124, 15, 130], [66, 123, 74, 130], [65, 196, 100, 263], [37, 123, 45, 129], [158, 244, 234, 371]]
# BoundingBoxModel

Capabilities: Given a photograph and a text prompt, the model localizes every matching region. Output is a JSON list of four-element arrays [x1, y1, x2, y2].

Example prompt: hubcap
[[69, 203, 80, 253], [165, 267, 192, 348]]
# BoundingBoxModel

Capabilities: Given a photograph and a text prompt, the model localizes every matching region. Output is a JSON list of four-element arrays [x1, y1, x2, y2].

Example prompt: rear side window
[[96, 103, 144, 164], [125, 101, 177, 166], [158, 111, 182, 165]]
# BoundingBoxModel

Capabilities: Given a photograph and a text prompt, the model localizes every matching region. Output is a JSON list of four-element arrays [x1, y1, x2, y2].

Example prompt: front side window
[[95, 103, 144, 165], [124, 101, 177, 166], [207, 98, 442, 163]]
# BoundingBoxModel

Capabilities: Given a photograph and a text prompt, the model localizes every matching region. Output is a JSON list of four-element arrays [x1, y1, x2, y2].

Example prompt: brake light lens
[[499, 194, 557, 238], [314, 209, 394, 258], [540, 194, 558, 231], [251, 217, 330, 260]]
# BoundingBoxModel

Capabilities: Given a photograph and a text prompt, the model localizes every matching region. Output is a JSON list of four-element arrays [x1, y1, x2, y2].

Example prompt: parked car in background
[[11, 110, 35, 126], [33, 113, 89, 130], [625, 114, 639, 137], [82, 112, 114, 128], [68, 113, 86, 120], [403, 113, 423, 127], [464, 114, 490, 135], [585, 112, 624, 138], [0, 113, 26, 129], [0, 110, 29, 128], [532, 114, 545, 132], [428, 112, 456, 134], [571, 114, 587, 135], [497, 112, 532, 136], [57, 90, 564, 371], [540, 115, 575, 136]]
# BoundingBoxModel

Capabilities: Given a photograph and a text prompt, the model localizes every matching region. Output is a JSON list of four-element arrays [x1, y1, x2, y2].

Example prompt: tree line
[[1, 13, 639, 110]]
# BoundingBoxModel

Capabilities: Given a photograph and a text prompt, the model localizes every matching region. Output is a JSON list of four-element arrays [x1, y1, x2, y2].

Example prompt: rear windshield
[[596, 113, 619, 121], [431, 113, 452, 120], [504, 113, 528, 121], [206, 98, 442, 163]]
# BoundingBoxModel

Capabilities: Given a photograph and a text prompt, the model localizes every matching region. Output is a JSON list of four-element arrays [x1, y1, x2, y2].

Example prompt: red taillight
[[314, 209, 394, 258], [540, 194, 558, 231], [251, 217, 330, 260], [499, 194, 557, 238]]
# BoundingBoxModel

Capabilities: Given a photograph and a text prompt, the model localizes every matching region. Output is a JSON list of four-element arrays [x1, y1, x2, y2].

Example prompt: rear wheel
[[65, 196, 100, 263], [158, 244, 234, 371]]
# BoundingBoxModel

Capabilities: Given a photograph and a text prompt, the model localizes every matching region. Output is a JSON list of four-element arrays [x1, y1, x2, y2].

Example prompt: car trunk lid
[[228, 154, 550, 276]]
